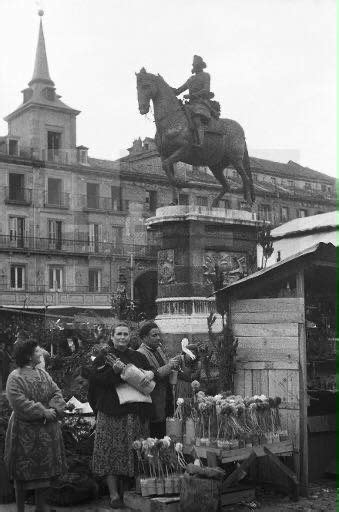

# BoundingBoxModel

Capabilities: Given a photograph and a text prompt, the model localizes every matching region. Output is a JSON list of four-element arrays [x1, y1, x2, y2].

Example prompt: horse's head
[[136, 67, 159, 115]]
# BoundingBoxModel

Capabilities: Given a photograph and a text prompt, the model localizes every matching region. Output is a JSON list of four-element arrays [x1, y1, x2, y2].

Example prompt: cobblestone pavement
[[0, 480, 336, 512], [224, 480, 337, 512]]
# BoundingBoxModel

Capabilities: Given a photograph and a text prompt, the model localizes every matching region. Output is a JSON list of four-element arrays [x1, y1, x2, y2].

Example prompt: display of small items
[[306, 301, 336, 361], [133, 436, 186, 497], [306, 300, 336, 393], [166, 381, 288, 449]]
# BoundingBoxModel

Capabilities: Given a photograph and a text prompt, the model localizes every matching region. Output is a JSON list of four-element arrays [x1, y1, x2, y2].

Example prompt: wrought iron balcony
[[0, 283, 111, 293], [4, 186, 32, 205], [0, 234, 159, 258], [44, 192, 70, 209], [80, 194, 128, 213]]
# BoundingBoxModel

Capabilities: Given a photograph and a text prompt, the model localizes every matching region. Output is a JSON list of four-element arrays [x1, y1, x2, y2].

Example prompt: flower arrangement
[[180, 381, 285, 448], [133, 436, 186, 496]]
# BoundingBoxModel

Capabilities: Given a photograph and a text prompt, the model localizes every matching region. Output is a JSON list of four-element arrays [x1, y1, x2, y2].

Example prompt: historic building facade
[[0, 17, 336, 316]]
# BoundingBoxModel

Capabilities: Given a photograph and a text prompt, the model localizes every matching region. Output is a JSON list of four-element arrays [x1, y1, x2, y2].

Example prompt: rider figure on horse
[[173, 55, 217, 148]]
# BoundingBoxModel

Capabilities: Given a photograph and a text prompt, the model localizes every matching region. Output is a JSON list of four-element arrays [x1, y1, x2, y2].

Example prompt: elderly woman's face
[[111, 326, 130, 351]]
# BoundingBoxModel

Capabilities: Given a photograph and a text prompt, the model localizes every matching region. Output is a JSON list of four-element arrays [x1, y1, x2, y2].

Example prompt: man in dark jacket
[[137, 321, 181, 438]]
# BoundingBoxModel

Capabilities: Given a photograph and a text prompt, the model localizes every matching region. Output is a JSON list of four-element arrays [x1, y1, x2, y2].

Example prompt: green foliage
[[207, 312, 238, 392]]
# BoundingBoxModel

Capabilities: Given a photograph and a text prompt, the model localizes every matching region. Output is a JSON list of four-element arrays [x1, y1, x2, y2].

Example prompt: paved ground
[[0, 480, 336, 511]]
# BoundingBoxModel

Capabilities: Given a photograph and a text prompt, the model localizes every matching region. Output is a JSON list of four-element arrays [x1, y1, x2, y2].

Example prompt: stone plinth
[[146, 206, 262, 353]]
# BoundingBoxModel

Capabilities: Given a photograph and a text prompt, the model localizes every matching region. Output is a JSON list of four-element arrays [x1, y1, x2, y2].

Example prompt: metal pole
[[130, 253, 134, 301]]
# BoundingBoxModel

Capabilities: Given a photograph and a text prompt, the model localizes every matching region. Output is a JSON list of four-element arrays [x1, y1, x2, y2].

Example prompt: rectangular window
[[258, 204, 271, 221], [8, 139, 19, 156], [281, 206, 289, 223], [304, 182, 312, 190], [196, 196, 208, 207], [288, 180, 294, 188], [298, 209, 307, 218], [112, 226, 123, 246], [87, 183, 99, 209], [10, 265, 25, 290], [9, 217, 26, 248], [48, 220, 62, 250], [178, 193, 189, 206], [89, 269, 101, 292], [49, 267, 63, 291], [321, 184, 326, 192], [111, 186, 123, 211], [146, 190, 157, 212], [47, 131, 61, 161], [89, 223, 101, 253], [9, 173, 25, 201], [47, 178, 62, 206]]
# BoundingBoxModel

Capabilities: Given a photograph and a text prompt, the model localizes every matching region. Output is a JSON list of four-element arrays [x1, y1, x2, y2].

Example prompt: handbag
[[116, 383, 152, 405]]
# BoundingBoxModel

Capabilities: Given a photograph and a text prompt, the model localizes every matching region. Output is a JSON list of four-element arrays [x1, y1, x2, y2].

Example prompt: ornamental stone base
[[146, 205, 262, 354]]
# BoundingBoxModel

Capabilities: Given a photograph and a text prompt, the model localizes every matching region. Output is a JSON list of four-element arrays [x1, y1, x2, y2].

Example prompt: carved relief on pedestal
[[203, 251, 249, 287], [158, 249, 176, 284]]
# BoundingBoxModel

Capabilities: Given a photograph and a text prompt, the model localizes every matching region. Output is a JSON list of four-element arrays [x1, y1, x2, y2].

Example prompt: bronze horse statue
[[136, 68, 255, 206]]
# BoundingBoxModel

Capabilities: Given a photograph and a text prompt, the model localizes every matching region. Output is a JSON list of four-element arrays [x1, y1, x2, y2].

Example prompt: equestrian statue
[[136, 55, 255, 207]]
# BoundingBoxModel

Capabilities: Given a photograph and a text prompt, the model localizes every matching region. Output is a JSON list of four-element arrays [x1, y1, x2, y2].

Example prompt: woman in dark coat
[[88, 322, 153, 509]]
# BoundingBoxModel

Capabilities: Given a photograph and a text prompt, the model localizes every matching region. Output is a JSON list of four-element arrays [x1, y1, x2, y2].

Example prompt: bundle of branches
[[207, 312, 238, 393]]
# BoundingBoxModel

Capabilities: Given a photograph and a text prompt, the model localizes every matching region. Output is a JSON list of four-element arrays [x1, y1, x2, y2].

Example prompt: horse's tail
[[243, 142, 255, 203]]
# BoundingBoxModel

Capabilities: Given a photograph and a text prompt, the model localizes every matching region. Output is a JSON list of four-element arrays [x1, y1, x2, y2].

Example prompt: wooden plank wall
[[231, 298, 303, 449]]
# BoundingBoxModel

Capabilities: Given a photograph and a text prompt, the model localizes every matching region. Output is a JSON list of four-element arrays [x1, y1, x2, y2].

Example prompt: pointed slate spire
[[29, 11, 54, 87]]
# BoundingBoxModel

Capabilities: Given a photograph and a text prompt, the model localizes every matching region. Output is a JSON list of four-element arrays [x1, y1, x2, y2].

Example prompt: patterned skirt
[[92, 412, 149, 477], [4, 413, 67, 483]]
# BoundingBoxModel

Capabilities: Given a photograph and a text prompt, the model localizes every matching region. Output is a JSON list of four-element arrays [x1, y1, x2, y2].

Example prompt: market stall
[[214, 242, 337, 494]]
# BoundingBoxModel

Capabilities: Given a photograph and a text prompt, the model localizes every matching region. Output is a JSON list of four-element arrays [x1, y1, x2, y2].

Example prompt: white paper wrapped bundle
[[121, 363, 155, 395]]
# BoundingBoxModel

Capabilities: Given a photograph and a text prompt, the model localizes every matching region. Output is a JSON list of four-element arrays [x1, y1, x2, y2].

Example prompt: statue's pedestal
[[146, 206, 262, 354]]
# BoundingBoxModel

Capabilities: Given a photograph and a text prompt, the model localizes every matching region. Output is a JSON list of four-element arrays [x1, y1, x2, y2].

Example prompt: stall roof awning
[[215, 242, 337, 295]]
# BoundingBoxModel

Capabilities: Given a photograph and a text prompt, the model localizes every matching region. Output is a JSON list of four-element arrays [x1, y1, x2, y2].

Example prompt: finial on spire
[[29, 9, 54, 87]]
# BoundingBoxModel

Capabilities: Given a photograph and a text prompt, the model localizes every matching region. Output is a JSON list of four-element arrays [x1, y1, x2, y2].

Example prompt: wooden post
[[296, 270, 308, 496], [264, 446, 299, 500], [223, 451, 257, 489]]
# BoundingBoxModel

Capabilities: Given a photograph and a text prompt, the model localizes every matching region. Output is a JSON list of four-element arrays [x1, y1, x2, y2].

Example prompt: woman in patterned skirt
[[5, 339, 67, 512], [88, 323, 153, 509]]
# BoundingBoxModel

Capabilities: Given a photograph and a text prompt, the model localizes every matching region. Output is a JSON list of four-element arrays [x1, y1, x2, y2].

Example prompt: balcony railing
[[0, 283, 112, 293], [41, 148, 77, 165], [0, 235, 159, 258], [80, 194, 128, 213], [5, 186, 32, 205], [44, 192, 70, 209]]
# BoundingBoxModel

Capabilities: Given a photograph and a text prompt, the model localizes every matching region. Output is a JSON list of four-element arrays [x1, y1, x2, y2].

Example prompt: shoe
[[109, 496, 124, 509]]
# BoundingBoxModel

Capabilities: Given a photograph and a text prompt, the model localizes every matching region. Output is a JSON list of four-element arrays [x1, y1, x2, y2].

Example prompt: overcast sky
[[0, 0, 336, 177]]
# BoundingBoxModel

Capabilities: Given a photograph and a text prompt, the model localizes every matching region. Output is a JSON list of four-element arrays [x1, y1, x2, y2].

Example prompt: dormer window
[[77, 146, 89, 165]]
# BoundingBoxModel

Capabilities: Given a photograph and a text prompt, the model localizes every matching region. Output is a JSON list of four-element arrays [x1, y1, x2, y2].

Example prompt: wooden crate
[[124, 491, 180, 512], [183, 440, 294, 464]]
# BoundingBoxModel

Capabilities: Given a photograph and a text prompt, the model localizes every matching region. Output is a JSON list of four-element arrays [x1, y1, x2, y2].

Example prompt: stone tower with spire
[[4, 11, 80, 163]]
